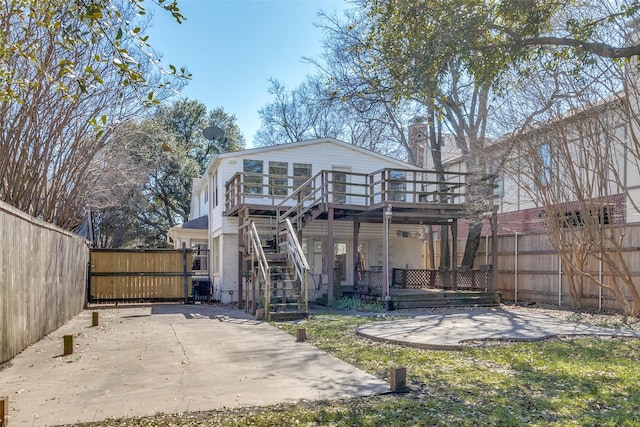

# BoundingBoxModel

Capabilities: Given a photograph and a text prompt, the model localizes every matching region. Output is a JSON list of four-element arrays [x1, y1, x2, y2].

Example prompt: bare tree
[[0, 1, 185, 229], [503, 46, 640, 313], [255, 77, 348, 146]]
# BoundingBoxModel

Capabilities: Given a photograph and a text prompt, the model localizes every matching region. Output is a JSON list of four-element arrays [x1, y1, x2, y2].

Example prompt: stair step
[[270, 302, 303, 307], [270, 280, 296, 285], [391, 292, 501, 309], [271, 288, 300, 296], [269, 311, 308, 321]]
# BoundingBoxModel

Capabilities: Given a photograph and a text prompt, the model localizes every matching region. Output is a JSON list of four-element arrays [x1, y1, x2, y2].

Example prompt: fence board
[[474, 224, 640, 312], [1, 201, 88, 364], [89, 249, 192, 302]]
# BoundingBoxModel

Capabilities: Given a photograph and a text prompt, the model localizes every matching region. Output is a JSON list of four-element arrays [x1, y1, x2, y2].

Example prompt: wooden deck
[[389, 288, 501, 309], [337, 286, 500, 309], [224, 168, 472, 225]]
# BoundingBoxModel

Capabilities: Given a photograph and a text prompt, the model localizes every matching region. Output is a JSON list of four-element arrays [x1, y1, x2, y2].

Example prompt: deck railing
[[245, 221, 271, 318], [391, 268, 493, 290], [225, 168, 470, 217], [349, 267, 494, 298], [281, 218, 310, 313]]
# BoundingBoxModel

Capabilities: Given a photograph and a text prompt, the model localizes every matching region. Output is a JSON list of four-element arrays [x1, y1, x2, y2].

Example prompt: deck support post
[[452, 219, 458, 291], [383, 205, 393, 303], [327, 207, 335, 305], [491, 205, 498, 292], [238, 213, 245, 310], [182, 243, 188, 304], [352, 215, 360, 287]]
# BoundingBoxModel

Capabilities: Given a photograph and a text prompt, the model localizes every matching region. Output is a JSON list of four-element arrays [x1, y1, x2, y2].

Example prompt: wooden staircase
[[268, 253, 306, 320], [242, 217, 309, 321]]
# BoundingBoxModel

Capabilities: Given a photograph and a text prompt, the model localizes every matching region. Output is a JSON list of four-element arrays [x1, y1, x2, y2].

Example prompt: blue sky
[[147, 0, 350, 147]]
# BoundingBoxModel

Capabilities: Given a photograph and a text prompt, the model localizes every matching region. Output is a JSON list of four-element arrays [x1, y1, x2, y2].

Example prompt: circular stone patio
[[356, 307, 640, 350]]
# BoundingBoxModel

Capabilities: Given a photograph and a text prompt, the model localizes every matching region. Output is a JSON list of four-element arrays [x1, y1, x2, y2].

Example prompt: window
[[333, 171, 347, 203], [293, 163, 312, 196], [243, 159, 263, 194], [389, 171, 406, 202], [191, 241, 208, 272], [204, 184, 208, 203], [269, 161, 288, 196], [559, 205, 613, 228], [213, 172, 218, 207], [212, 237, 220, 274], [493, 176, 504, 198], [538, 143, 552, 187]]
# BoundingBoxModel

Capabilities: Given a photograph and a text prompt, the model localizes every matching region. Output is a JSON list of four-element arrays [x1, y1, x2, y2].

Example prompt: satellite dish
[[203, 126, 225, 141]]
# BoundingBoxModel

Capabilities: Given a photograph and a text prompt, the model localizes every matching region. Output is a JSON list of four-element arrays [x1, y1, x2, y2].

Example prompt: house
[[424, 82, 640, 311], [169, 137, 479, 317]]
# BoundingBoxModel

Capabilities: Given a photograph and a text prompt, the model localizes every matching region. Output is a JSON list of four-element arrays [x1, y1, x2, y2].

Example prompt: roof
[[181, 215, 208, 229], [191, 137, 419, 194], [204, 137, 417, 175]]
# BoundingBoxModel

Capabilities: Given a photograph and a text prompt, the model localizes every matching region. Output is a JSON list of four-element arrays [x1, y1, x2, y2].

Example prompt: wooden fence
[[0, 201, 89, 364], [89, 249, 193, 303], [471, 224, 640, 312]]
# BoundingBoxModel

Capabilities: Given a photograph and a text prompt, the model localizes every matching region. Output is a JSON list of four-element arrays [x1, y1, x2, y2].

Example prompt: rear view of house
[[169, 138, 479, 318]]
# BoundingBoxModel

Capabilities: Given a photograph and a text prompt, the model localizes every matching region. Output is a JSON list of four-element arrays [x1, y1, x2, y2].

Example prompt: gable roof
[[204, 137, 416, 175], [181, 215, 208, 230]]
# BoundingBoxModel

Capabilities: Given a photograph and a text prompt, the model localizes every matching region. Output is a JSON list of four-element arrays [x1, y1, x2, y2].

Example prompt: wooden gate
[[88, 248, 192, 303]]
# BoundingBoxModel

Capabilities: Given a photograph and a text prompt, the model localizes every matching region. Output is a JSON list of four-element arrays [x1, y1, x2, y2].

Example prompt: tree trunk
[[461, 221, 483, 268], [439, 225, 450, 269]]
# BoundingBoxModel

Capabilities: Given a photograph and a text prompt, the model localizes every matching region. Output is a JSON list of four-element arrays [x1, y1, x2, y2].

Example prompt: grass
[[75, 310, 640, 426], [327, 296, 385, 312]]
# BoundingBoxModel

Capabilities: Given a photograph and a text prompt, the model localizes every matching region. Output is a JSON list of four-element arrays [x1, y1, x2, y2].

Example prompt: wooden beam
[[491, 205, 498, 292], [452, 219, 458, 291], [327, 207, 335, 305], [182, 243, 188, 304], [352, 215, 360, 287]]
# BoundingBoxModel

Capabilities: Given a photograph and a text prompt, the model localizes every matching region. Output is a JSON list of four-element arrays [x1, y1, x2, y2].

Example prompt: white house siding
[[189, 176, 209, 220], [290, 220, 424, 300], [214, 233, 239, 303]]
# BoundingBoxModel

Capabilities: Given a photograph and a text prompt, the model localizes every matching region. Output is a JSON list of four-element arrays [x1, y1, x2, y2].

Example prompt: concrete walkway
[[357, 307, 640, 350], [4, 305, 640, 425], [0, 304, 388, 426]]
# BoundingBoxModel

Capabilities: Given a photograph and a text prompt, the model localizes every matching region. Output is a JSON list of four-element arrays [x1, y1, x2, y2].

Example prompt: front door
[[333, 242, 348, 286]]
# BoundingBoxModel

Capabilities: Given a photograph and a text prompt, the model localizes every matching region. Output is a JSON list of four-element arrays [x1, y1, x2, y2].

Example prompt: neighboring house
[[169, 138, 472, 315], [476, 94, 639, 235], [167, 214, 209, 278]]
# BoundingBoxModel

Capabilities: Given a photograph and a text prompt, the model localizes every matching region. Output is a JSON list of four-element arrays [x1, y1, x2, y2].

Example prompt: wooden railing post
[[182, 243, 188, 304]]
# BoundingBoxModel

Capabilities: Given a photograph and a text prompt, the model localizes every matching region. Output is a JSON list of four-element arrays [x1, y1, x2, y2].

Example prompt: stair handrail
[[282, 218, 310, 313], [248, 221, 271, 318]]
